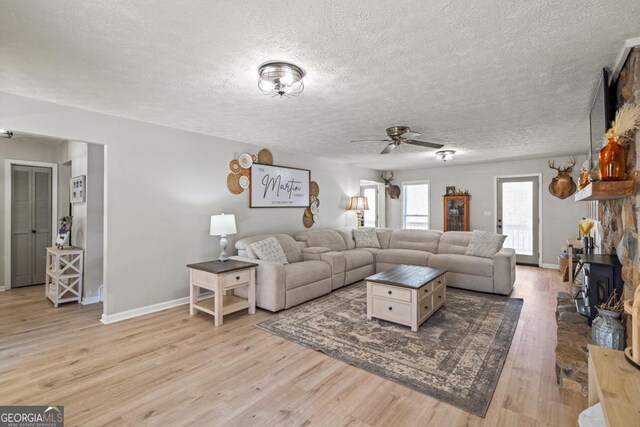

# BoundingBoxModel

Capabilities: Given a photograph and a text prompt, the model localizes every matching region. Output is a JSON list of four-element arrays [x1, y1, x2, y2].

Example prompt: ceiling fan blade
[[350, 139, 390, 143], [405, 139, 445, 149], [380, 143, 397, 154]]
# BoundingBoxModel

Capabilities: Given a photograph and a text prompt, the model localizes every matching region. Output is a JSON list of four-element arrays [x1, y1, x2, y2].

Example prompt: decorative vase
[[592, 308, 626, 350], [598, 136, 627, 181], [578, 170, 589, 190]]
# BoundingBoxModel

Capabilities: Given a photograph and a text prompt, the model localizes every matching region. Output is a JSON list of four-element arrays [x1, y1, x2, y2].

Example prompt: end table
[[186, 260, 257, 326]]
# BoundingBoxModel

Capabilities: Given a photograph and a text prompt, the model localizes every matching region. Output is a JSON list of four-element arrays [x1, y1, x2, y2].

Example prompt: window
[[403, 181, 430, 230], [360, 185, 378, 228]]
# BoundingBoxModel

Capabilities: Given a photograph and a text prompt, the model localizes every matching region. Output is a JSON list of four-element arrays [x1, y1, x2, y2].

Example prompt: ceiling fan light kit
[[258, 61, 305, 97], [351, 126, 445, 155], [436, 150, 456, 162]]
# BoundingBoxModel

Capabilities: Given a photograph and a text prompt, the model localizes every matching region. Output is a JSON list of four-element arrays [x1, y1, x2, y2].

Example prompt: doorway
[[10, 165, 53, 287], [496, 175, 541, 266]]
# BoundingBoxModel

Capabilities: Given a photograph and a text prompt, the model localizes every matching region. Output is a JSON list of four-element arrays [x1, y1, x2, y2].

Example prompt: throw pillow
[[250, 237, 289, 264], [465, 230, 507, 258], [353, 228, 381, 249]]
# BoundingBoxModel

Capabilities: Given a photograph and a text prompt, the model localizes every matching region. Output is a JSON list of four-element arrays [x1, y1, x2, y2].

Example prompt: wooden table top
[[365, 265, 446, 289], [186, 260, 257, 274], [588, 345, 640, 426]]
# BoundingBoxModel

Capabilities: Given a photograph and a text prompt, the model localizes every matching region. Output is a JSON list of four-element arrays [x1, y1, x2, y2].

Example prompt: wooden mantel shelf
[[574, 180, 635, 202]]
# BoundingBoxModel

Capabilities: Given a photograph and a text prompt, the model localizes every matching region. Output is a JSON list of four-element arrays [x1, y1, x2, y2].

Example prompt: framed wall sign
[[250, 164, 310, 208], [70, 175, 86, 204]]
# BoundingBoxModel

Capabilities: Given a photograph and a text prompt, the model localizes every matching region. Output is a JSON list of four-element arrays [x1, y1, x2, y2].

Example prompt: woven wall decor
[[257, 148, 273, 165], [304, 181, 320, 228], [225, 149, 320, 228], [227, 173, 243, 194]]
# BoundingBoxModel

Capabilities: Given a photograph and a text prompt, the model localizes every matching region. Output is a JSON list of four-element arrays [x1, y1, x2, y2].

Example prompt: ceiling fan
[[351, 126, 445, 154]]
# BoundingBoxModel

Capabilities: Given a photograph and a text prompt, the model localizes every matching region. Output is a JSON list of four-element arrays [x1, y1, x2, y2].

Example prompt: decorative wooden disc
[[304, 207, 312, 217], [258, 149, 273, 164], [227, 173, 244, 194], [239, 167, 250, 177], [229, 159, 241, 174], [303, 214, 314, 228], [310, 181, 320, 197]]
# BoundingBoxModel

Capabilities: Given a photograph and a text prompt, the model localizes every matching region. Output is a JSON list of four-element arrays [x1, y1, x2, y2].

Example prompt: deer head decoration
[[381, 171, 401, 199], [548, 156, 577, 199]]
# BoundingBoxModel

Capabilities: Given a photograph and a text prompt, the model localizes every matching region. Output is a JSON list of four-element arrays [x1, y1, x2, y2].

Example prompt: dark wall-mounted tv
[[588, 68, 613, 166]]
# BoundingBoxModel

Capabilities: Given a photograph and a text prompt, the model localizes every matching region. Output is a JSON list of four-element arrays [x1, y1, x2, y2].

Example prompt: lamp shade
[[210, 213, 237, 236], [347, 196, 369, 211]]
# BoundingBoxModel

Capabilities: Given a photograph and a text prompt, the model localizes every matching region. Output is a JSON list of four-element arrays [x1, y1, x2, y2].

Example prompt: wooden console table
[[588, 345, 640, 426]]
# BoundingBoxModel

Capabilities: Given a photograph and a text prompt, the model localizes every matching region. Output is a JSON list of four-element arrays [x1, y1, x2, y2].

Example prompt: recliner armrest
[[302, 246, 331, 260], [492, 248, 516, 295], [229, 256, 286, 311]]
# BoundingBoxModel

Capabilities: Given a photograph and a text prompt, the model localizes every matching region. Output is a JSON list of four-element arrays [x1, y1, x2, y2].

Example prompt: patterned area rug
[[257, 282, 523, 417]]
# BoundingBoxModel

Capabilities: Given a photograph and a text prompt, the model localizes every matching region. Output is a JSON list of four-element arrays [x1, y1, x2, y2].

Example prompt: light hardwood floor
[[0, 267, 586, 426]]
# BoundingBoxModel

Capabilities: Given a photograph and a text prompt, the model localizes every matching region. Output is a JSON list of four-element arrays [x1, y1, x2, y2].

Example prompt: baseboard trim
[[82, 295, 102, 305], [100, 296, 189, 324], [541, 263, 559, 270], [0, 286, 6, 292]]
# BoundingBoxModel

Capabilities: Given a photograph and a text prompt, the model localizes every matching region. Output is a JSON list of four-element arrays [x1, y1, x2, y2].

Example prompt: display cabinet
[[443, 195, 470, 231]]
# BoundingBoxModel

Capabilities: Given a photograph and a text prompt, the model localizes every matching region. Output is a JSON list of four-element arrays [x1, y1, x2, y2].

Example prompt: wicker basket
[[558, 255, 579, 282]]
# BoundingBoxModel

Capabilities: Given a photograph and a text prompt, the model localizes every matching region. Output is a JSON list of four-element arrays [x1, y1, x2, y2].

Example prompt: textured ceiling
[[0, 1, 638, 170]]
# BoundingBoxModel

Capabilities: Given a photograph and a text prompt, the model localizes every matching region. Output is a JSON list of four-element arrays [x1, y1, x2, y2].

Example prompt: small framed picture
[[70, 175, 86, 203], [445, 186, 456, 195]]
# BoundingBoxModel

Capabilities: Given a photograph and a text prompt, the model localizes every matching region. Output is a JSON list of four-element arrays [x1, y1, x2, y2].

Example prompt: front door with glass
[[496, 176, 540, 266]]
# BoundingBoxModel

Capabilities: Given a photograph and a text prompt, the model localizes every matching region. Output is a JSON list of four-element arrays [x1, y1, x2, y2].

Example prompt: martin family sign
[[250, 164, 310, 208]]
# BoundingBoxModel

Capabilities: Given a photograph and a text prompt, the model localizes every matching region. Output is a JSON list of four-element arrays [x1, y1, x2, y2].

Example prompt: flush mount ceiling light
[[0, 129, 13, 138], [258, 61, 305, 98], [435, 150, 456, 162]]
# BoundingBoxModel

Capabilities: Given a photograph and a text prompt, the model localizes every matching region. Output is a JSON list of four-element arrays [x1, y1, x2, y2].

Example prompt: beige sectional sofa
[[231, 228, 516, 312]]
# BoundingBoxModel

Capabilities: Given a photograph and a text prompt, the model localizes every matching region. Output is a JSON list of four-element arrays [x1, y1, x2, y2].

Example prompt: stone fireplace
[[555, 47, 640, 395]]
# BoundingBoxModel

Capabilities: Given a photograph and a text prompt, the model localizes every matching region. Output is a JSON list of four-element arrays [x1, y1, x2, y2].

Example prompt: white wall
[[0, 137, 64, 288], [0, 92, 380, 316], [386, 156, 588, 266]]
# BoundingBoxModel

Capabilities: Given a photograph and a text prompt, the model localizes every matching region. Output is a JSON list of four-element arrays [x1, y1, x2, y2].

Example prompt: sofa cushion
[[428, 254, 494, 277], [353, 228, 381, 248], [235, 234, 303, 263], [359, 247, 381, 257], [296, 229, 348, 252], [375, 229, 394, 249], [388, 229, 442, 253], [438, 231, 473, 255], [376, 248, 431, 266], [343, 249, 374, 270], [465, 230, 507, 258], [284, 261, 331, 290], [335, 228, 356, 250], [250, 237, 289, 264]]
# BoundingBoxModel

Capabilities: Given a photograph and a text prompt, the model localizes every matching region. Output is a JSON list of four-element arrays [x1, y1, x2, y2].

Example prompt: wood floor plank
[[0, 266, 587, 426]]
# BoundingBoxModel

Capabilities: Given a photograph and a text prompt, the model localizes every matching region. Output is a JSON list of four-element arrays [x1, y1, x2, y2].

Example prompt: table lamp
[[347, 196, 369, 228], [210, 213, 237, 261]]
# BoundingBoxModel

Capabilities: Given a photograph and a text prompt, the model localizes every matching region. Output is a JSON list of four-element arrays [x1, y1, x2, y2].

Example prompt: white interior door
[[496, 176, 540, 265]]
